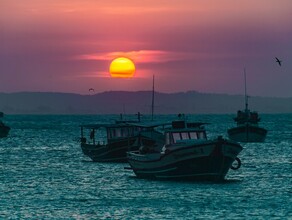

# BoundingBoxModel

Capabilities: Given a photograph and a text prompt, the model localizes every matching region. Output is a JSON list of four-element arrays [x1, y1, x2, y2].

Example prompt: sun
[[109, 57, 136, 78]]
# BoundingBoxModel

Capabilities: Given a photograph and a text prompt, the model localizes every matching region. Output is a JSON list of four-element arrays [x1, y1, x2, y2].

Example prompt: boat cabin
[[165, 130, 207, 145], [106, 126, 142, 139], [234, 110, 260, 125], [164, 120, 207, 145], [80, 122, 159, 145], [81, 124, 138, 145]]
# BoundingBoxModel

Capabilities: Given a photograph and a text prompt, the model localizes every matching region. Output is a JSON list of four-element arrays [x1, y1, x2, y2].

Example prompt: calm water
[[1, 114, 291, 219]]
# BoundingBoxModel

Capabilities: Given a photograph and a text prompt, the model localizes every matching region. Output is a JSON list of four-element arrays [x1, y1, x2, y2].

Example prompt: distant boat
[[80, 113, 165, 162], [227, 69, 267, 142], [0, 112, 10, 138], [127, 115, 243, 181]]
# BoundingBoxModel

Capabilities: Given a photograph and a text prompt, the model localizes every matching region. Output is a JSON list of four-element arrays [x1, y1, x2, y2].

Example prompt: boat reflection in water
[[127, 116, 243, 181]]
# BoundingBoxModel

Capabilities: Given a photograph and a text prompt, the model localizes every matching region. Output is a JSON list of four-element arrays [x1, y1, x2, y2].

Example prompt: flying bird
[[275, 57, 282, 66], [89, 88, 95, 92]]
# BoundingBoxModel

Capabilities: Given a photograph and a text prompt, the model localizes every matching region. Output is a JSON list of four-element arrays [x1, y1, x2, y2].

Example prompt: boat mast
[[244, 68, 248, 111], [151, 75, 155, 121]]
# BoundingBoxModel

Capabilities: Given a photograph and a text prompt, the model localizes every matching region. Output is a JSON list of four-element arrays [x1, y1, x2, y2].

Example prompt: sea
[[0, 114, 291, 219]]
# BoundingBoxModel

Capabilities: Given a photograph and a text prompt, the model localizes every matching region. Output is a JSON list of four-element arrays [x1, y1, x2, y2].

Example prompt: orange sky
[[1, 0, 292, 96]]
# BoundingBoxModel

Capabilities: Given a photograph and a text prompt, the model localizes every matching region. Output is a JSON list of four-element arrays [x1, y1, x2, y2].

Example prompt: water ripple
[[0, 114, 291, 219]]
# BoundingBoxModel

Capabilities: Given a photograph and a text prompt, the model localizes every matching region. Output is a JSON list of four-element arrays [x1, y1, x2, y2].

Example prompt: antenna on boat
[[244, 68, 248, 111], [151, 75, 155, 121]]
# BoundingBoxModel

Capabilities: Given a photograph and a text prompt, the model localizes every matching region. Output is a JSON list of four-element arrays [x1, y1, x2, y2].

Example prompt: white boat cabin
[[165, 130, 207, 145], [164, 121, 207, 145]]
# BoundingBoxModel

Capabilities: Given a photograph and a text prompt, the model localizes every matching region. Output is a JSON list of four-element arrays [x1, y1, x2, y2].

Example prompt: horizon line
[[0, 90, 292, 99]]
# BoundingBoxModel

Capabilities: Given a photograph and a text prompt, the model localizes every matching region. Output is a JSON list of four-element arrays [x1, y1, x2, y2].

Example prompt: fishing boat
[[80, 114, 165, 162], [80, 122, 138, 162], [127, 116, 243, 181], [81, 75, 161, 162], [228, 70, 267, 142], [0, 112, 10, 138]]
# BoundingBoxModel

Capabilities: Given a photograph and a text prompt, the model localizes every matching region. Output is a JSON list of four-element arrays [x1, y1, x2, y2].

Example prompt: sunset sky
[[1, 0, 292, 97]]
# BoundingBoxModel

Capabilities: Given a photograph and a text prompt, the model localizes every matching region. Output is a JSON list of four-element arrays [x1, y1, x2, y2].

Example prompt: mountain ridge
[[1, 91, 292, 114]]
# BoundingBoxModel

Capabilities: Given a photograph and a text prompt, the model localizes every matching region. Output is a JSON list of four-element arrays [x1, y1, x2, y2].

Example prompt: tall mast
[[244, 68, 248, 111], [151, 75, 155, 121]]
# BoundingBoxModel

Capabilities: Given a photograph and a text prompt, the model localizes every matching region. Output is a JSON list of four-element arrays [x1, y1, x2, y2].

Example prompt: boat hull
[[0, 125, 10, 138], [81, 137, 137, 162], [127, 139, 242, 181], [228, 125, 267, 142], [81, 134, 160, 162]]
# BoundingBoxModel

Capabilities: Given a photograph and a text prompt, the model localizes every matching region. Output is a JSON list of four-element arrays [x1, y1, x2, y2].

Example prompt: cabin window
[[96, 130, 107, 143], [128, 127, 134, 136], [122, 128, 129, 137], [133, 127, 140, 135], [108, 128, 123, 138], [189, 132, 198, 139], [197, 131, 206, 139], [110, 129, 116, 138], [116, 128, 122, 137], [181, 132, 189, 140], [172, 132, 181, 143]]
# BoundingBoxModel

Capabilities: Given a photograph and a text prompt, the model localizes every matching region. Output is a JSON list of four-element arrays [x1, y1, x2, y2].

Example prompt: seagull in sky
[[275, 57, 282, 66], [89, 88, 95, 92]]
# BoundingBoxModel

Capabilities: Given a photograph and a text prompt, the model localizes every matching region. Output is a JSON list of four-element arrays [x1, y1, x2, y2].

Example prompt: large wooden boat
[[127, 117, 243, 181]]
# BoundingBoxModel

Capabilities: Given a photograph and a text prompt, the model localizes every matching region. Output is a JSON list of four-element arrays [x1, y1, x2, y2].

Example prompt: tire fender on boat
[[231, 157, 241, 170]]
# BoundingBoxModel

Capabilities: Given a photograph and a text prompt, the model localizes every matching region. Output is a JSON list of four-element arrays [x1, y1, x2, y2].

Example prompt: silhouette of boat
[[0, 112, 10, 138], [228, 70, 267, 142], [127, 115, 243, 181], [80, 113, 165, 162]]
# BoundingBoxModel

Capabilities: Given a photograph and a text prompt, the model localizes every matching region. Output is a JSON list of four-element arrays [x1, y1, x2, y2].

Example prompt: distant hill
[[0, 91, 292, 114]]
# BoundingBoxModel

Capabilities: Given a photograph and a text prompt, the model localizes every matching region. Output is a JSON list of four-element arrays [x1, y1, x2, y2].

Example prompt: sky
[[1, 0, 292, 97]]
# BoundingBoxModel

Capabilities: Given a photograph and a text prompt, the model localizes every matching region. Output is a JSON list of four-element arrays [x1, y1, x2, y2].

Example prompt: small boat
[[227, 110, 267, 142], [127, 116, 243, 181], [0, 112, 10, 138], [228, 69, 267, 142], [80, 113, 165, 162]]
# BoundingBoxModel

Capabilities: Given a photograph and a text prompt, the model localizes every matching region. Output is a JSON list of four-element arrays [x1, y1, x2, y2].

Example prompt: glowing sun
[[109, 57, 135, 78]]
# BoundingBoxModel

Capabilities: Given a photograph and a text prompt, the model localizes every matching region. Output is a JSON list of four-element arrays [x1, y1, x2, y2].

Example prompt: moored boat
[[127, 117, 243, 181], [227, 110, 267, 142], [0, 112, 10, 138], [228, 69, 267, 142], [80, 114, 165, 162]]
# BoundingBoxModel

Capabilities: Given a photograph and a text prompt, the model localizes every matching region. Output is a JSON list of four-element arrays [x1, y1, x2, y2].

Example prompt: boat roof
[[126, 121, 172, 128], [164, 121, 207, 132], [80, 121, 171, 129], [80, 122, 132, 129], [81, 120, 207, 131], [164, 127, 205, 133]]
